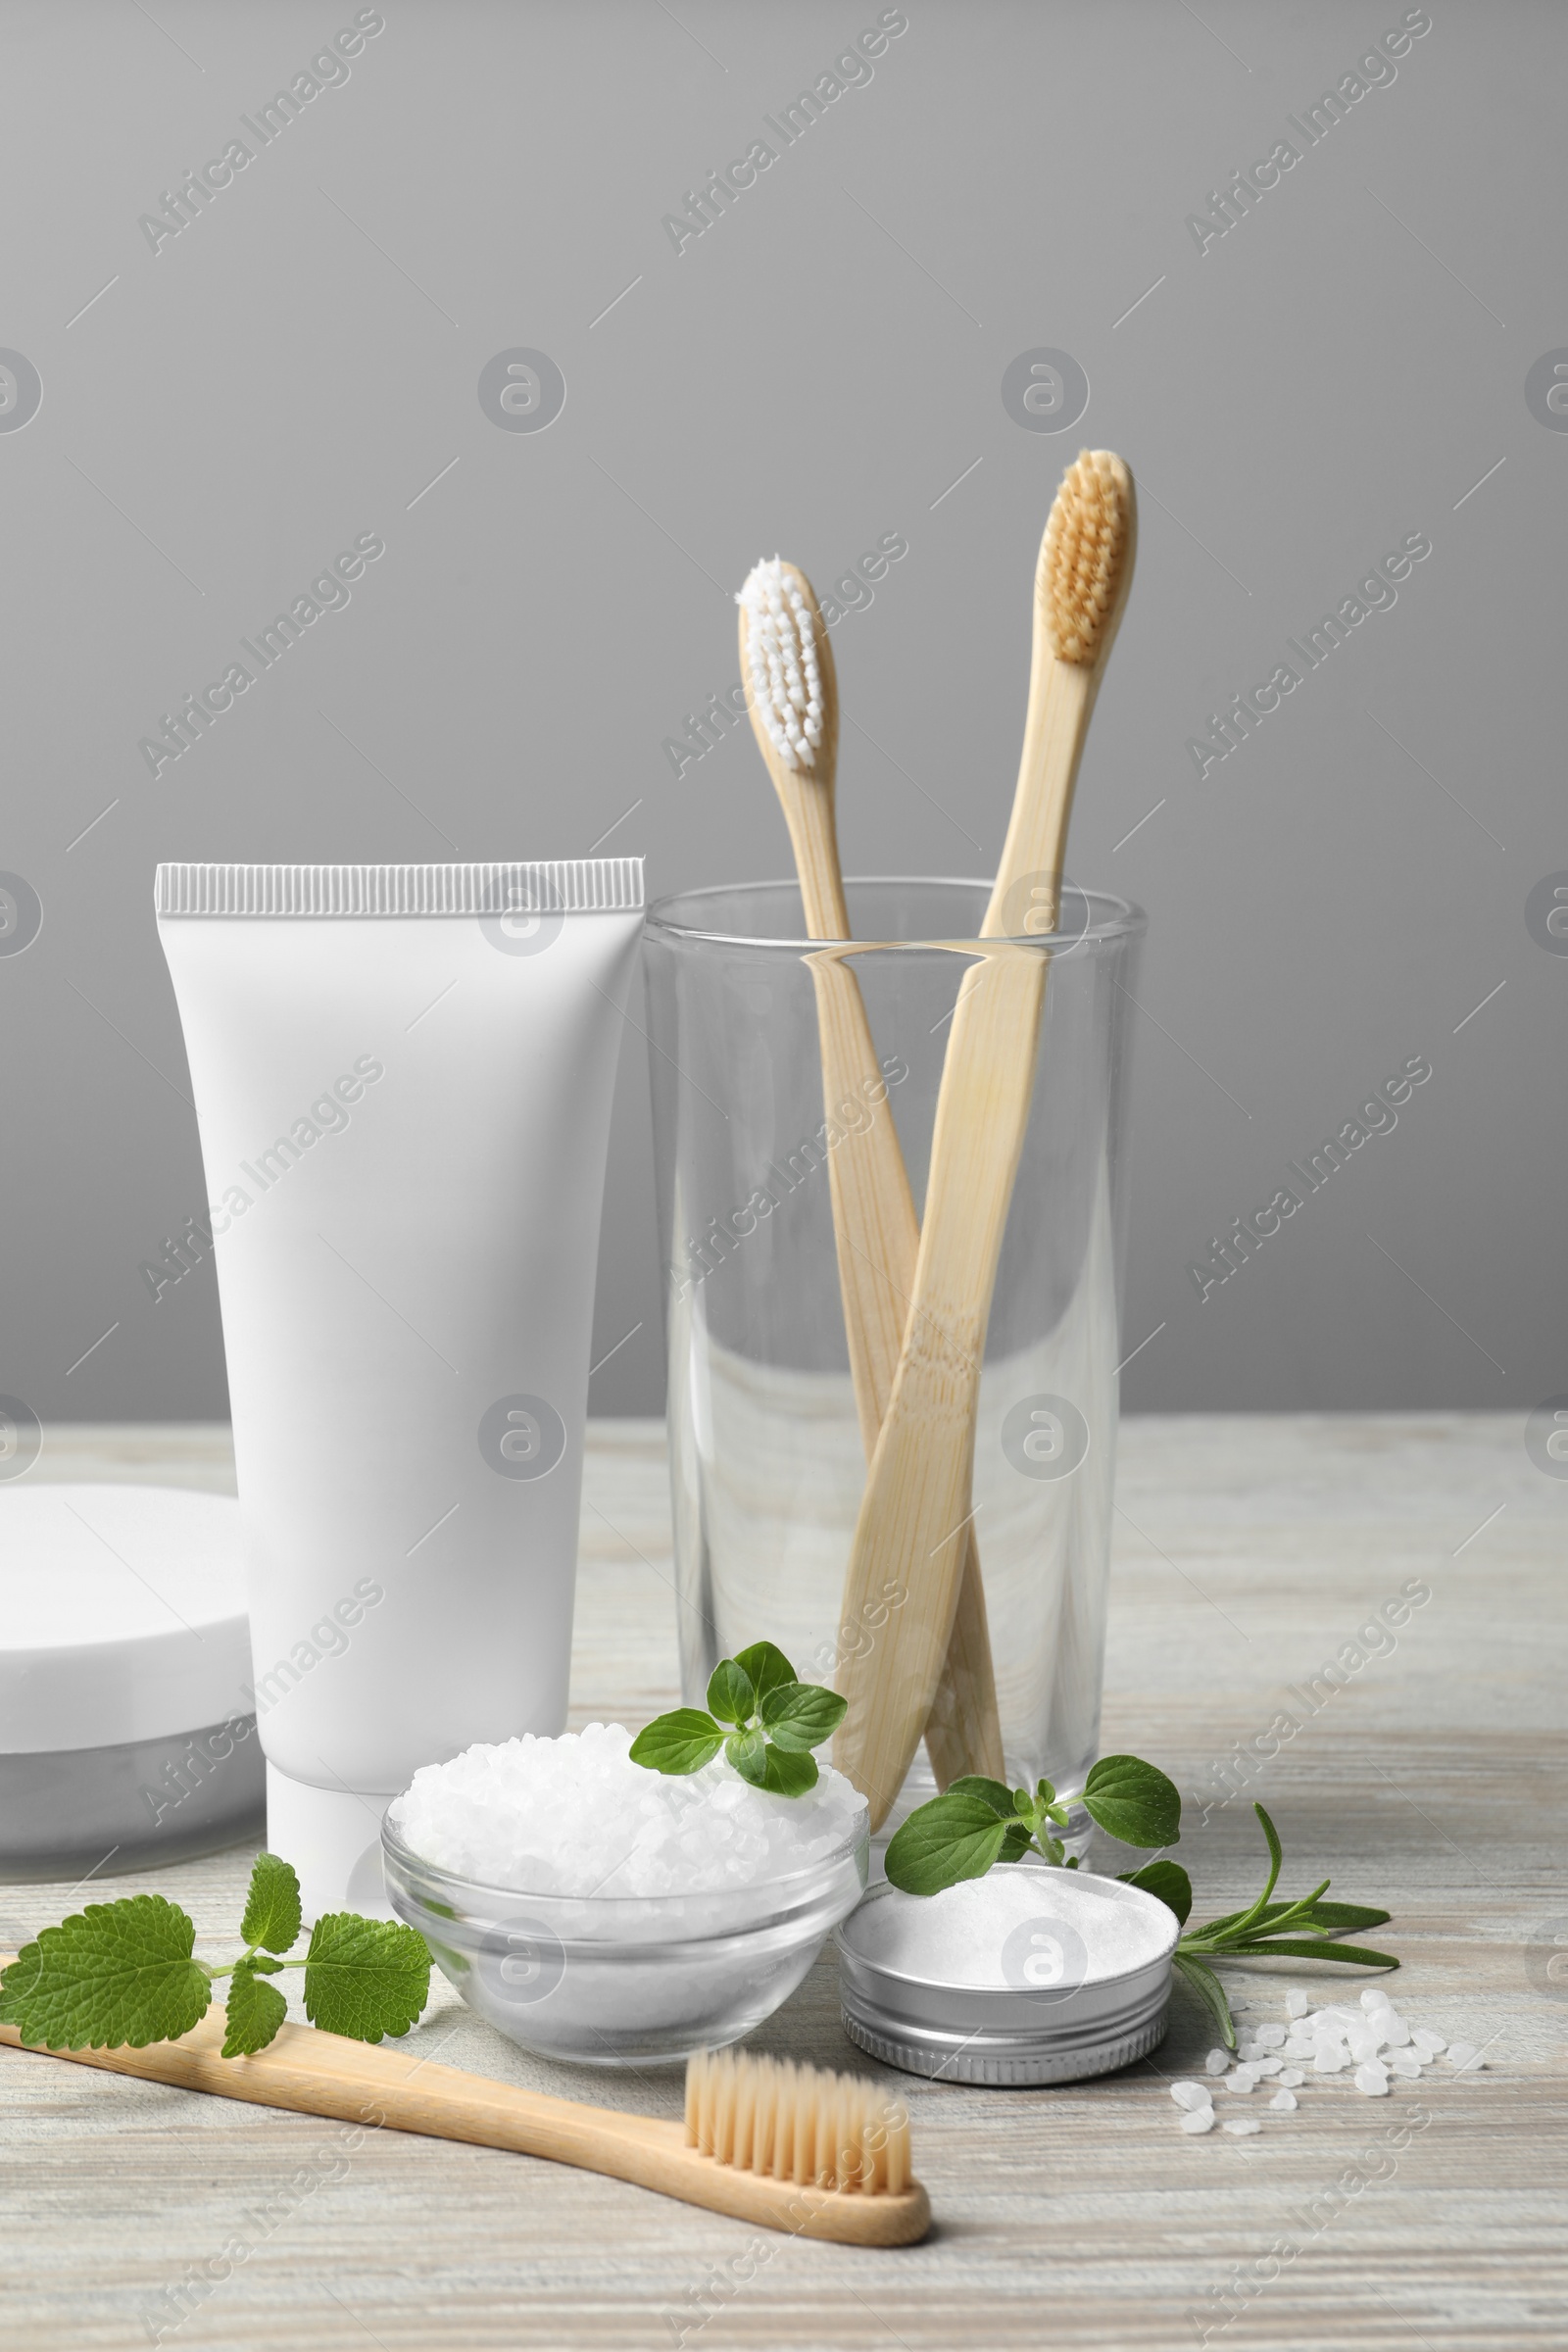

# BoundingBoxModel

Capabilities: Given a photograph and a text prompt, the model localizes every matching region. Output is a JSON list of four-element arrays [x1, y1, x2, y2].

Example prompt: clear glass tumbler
[[642, 878, 1145, 1833]]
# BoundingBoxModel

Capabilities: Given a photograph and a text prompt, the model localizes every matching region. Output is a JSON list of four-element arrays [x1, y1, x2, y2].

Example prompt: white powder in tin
[[388, 1722, 865, 1896]]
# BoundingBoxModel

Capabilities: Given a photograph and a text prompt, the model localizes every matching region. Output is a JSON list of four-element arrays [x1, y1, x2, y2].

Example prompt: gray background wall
[[2, 0, 1561, 1430]]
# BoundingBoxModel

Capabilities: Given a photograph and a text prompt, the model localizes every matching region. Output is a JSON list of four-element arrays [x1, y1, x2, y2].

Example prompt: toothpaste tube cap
[[265, 1763, 399, 1925]]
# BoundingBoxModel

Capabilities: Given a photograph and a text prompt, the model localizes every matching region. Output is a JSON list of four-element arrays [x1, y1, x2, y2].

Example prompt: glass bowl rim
[[380, 1801, 870, 1919], [643, 874, 1146, 955]]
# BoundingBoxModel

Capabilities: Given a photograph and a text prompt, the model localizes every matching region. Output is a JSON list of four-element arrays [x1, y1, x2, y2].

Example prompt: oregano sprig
[[884, 1754, 1181, 1888], [630, 1642, 848, 1796], [885, 1756, 1396, 2049], [0, 1853, 430, 2061]]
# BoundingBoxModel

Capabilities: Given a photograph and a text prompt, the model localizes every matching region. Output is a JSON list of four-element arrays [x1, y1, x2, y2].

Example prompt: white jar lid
[[0, 1485, 252, 1754]]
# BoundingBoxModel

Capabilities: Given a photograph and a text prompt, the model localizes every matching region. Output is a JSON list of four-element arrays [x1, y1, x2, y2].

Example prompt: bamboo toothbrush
[[0, 2014, 928, 2245], [833, 452, 1138, 1827], [737, 559, 1004, 1787]]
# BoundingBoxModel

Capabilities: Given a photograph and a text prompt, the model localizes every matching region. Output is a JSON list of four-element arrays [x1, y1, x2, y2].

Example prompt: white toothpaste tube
[[157, 859, 644, 1916]]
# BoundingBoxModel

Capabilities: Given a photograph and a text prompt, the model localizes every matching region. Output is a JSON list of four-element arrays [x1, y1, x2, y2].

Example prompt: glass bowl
[[380, 1806, 870, 2067]]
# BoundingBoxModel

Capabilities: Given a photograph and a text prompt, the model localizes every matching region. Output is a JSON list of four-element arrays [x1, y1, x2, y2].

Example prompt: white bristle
[[684, 2046, 909, 2196], [737, 557, 824, 770]]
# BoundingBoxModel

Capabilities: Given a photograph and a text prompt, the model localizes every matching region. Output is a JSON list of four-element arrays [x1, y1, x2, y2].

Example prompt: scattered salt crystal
[[1180, 2106, 1218, 2134], [1278, 2068, 1304, 2088], [1253, 2023, 1287, 2049], [1348, 2026, 1382, 2065], [1314, 2048, 1348, 2074], [1284, 2037, 1317, 2061], [1171, 2081, 1212, 2111], [1223, 2118, 1262, 2135], [1390, 2049, 1423, 2079], [1413, 2029, 1446, 2056], [1254, 2056, 1284, 2077], [387, 1721, 865, 1897], [1361, 1985, 1393, 2011], [1447, 2041, 1483, 2072], [1269, 2090, 1298, 2112], [1380, 2010, 1411, 2048], [1205, 2048, 1231, 2075], [1354, 2063, 1391, 2096], [1285, 1988, 1309, 2019], [1225, 2070, 1258, 2093]]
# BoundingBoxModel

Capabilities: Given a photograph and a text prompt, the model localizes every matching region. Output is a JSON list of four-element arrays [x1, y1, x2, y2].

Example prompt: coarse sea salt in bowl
[[381, 1723, 869, 2066]]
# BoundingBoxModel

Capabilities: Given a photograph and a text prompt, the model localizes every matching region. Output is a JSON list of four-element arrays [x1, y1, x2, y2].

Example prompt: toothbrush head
[[1040, 450, 1136, 666], [685, 2044, 914, 2199], [737, 558, 827, 772]]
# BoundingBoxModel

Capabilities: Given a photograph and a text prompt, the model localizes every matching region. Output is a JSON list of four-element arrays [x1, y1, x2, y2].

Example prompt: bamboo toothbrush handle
[[807, 952, 1004, 1785], [833, 945, 1049, 1824], [0, 2014, 928, 2245]]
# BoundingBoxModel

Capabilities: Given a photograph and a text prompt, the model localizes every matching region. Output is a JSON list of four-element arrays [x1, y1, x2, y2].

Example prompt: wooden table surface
[[4, 1417, 1565, 2351]]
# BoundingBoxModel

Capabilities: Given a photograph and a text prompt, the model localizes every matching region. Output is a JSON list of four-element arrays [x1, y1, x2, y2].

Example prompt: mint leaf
[[706, 1659, 755, 1728], [1119, 1859, 1193, 1926], [221, 1961, 288, 2057], [884, 1791, 1021, 1896], [629, 1709, 726, 1775], [0, 1895, 211, 2050], [943, 1776, 1015, 1819], [732, 1641, 796, 1708], [724, 1726, 767, 1783], [759, 1680, 847, 1751], [1083, 1754, 1181, 1850], [302, 1915, 429, 2043], [0, 1941, 41, 2024], [239, 1853, 302, 1956]]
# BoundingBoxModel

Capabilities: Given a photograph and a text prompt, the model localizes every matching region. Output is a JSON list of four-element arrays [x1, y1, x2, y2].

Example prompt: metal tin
[[835, 1864, 1179, 2086]]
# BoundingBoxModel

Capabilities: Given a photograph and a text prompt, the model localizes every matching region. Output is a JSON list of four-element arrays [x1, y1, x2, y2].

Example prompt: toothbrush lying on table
[[832, 452, 1138, 1828], [737, 557, 1004, 1787], [0, 2011, 928, 2244]]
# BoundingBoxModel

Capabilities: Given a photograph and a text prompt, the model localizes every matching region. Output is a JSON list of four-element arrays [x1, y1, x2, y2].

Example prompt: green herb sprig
[[885, 1758, 1396, 2048], [0, 1853, 430, 2060], [1164, 1803, 1397, 2047], [885, 1754, 1181, 1886], [630, 1642, 848, 1796]]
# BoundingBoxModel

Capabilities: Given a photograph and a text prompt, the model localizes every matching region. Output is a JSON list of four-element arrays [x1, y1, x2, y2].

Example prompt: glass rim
[[644, 874, 1147, 954]]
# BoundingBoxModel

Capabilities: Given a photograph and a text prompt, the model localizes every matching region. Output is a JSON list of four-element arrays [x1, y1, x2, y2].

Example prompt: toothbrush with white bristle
[[739, 558, 825, 770], [735, 557, 1005, 1790]]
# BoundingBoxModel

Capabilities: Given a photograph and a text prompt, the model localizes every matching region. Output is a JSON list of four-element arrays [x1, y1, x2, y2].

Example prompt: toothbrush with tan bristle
[[737, 558, 1004, 1788], [1, 2009, 928, 2245], [832, 451, 1139, 1828]]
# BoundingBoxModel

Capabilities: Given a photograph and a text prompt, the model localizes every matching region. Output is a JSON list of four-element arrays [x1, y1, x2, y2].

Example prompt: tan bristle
[[684, 2047, 910, 2196], [1040, 448, 1133, 665]]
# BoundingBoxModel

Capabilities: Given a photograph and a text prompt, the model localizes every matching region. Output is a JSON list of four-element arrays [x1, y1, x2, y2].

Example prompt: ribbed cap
[[155, 858, 644, 917]]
